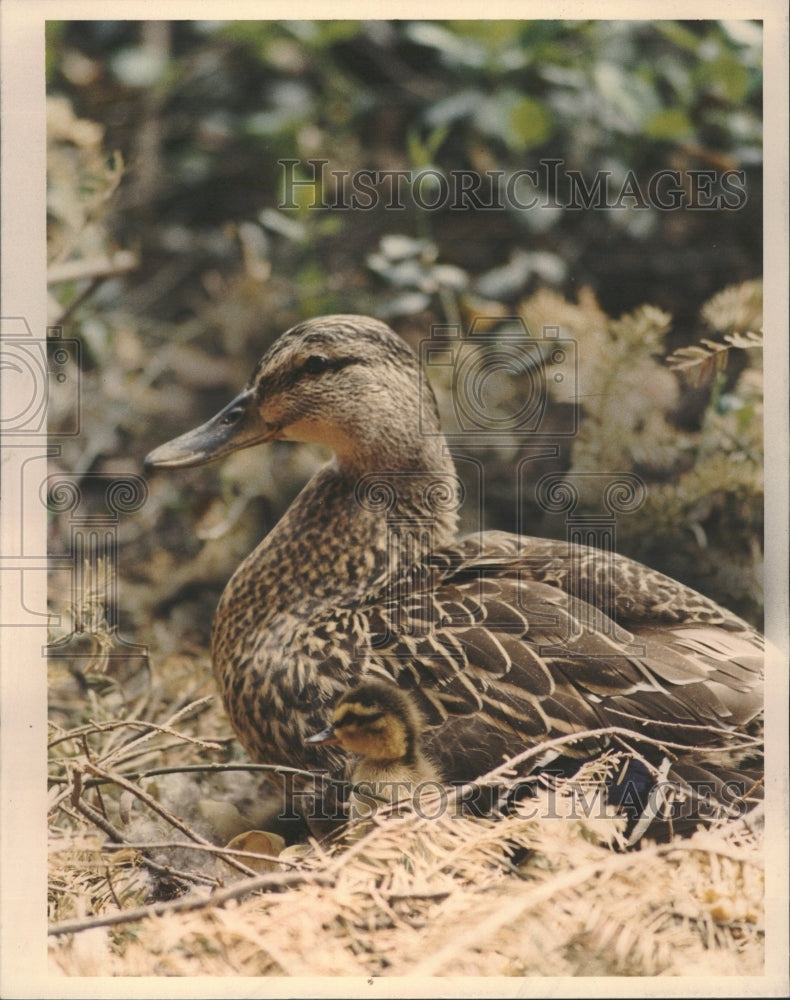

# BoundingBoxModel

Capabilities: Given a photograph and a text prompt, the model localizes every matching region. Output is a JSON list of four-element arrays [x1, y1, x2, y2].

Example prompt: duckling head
[[306, 679, 423, 765], [144, 315, 446, 475]]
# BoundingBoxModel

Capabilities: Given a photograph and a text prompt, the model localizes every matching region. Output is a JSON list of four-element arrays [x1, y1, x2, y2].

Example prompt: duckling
[[145, 315, 763, 837], [306, 679, 442, 823]]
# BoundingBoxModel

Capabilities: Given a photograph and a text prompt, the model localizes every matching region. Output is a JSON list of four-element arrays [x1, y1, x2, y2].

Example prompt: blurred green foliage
[[47, 19, 761, 323], [45, 19, 763, 629]]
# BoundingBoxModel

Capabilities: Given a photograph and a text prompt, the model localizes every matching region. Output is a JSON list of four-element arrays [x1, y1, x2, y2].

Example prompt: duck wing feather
[[349, 535, 762, 778]]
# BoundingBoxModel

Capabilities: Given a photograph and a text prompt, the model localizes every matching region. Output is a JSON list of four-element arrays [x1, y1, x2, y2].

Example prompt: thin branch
[[48, 867, 335, 937], [100, 841, 299, 869], [79, 761, 259, 878], [666, 329, 763, 383], [48, 710, 220, 751], [47, 250, 139, 285], [70, 798, 216, 890], [443, 724, 762, 809], [50, 760, 344, 790], [101, 697, 219, 765]]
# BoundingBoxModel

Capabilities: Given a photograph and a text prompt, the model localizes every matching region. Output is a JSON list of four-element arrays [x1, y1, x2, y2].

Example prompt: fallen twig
[[49, 865, 335, 937]]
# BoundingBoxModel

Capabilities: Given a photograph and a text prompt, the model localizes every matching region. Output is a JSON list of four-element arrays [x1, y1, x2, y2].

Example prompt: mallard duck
[[145, 314, 763, 833], [305, 679, 441, 823]]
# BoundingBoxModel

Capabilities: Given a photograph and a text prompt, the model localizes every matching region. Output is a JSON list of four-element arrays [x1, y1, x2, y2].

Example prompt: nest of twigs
[[48, 647, 764, 979]]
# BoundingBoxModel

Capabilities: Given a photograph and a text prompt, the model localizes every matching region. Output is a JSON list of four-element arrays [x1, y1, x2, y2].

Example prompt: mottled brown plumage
[[145, 315, 763, 832]]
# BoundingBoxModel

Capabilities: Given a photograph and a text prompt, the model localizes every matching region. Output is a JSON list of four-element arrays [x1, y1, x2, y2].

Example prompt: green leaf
[[643, 107, 694, 141], [695, 51, 751, 103], [509, 96, 552, 150], [407, 126, 450, 168], [655, 21, 705, 54]]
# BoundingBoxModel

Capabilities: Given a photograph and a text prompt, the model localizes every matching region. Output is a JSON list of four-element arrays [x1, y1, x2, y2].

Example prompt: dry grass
[[48, 656, 764, 979]]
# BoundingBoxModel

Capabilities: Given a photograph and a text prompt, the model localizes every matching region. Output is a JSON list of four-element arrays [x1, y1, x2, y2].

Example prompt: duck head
[[144, 315, 445, 475], [305, 679, 422, 764]]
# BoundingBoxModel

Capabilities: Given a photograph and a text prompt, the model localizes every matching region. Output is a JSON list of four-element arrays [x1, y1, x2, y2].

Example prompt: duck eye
[[221, 405, 245, 426], [302, 355, 329, 375]]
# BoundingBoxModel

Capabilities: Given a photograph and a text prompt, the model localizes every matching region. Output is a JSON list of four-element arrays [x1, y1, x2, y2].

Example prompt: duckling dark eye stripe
[[335, 708, 385, 728]]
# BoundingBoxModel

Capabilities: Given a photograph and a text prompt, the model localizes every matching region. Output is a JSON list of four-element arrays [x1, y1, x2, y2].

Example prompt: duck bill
[[144, 389, 270, 470], [304, 724, 340, 746]]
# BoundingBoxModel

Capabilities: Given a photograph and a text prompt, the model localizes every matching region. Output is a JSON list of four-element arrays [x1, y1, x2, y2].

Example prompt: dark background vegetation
[[45, 19, 764, 671]]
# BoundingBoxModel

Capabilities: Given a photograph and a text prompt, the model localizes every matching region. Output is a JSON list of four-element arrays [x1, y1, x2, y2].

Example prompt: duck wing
[[435, 532, 755, 628], [358, 534, 763, 780]]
